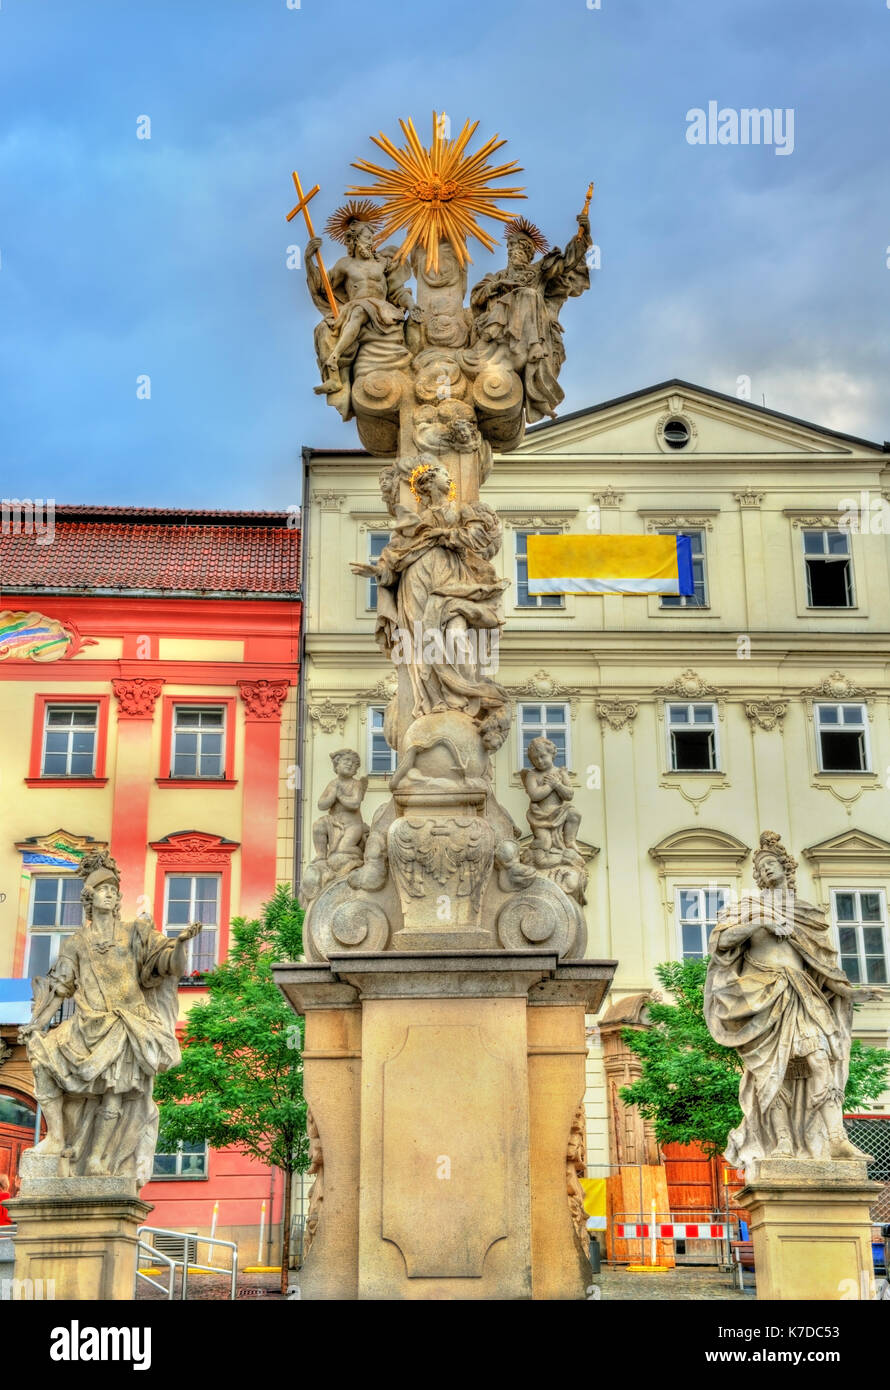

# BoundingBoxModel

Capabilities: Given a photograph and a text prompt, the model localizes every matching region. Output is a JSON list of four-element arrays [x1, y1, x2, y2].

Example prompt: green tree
[[154, 885, 308, 1293], [619, 958, 890, 1159]]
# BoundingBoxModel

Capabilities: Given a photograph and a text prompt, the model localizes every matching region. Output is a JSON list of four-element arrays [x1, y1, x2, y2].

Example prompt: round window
[[663, 419, 690, 449]]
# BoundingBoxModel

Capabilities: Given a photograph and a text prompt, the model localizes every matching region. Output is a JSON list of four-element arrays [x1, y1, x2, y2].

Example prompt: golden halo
[[409, 462, 456, 504], [504, 216, 549, 255], [324, 199, 383, 245]]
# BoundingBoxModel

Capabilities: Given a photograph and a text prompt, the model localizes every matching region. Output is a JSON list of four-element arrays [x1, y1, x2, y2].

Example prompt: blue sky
[[1, 0, 888, 509]]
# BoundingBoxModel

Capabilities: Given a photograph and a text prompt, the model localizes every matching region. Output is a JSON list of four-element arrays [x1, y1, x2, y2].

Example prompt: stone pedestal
[[736, 1158, 880, 1301], [7, 1150, 151, 1300], [275, 949, 615, 1301]]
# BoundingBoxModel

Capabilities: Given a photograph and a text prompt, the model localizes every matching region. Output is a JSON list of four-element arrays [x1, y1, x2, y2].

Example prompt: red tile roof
[[0, 511, 300, 596]]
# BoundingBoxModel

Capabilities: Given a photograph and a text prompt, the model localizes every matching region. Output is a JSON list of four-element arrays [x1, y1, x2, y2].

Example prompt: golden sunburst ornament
[[347, 112, 526, 274]]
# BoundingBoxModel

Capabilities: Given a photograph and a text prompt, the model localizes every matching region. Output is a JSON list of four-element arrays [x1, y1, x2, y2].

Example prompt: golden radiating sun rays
[[346, 112, 526, 274]]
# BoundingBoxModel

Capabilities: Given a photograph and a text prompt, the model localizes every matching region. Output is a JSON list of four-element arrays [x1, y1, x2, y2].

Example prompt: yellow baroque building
[[298, 379, 890, 1171]]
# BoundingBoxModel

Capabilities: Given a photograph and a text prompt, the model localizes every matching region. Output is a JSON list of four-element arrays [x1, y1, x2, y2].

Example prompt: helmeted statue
[[704, 831, 884, 1171], [18, 850, 202, 1186]]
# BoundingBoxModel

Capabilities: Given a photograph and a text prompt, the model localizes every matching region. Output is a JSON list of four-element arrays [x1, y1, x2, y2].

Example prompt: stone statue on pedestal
[[704, 831, 885, 1172], [18, 850, 200, 1188]]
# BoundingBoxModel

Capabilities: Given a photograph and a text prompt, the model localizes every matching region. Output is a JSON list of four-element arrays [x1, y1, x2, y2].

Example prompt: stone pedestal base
[[8, 1164, 152, 1300], [275, 949, 615, 1301], [736, 1158, 880, 1301]]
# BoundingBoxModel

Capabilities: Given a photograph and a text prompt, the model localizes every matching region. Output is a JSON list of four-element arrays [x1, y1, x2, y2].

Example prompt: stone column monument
[[279, 117, 615, 1299], [705, 831, 884, 1301], [8, 850, 202, 1299]]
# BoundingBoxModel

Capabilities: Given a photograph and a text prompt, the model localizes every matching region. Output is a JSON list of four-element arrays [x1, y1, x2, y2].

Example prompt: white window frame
[[41, 703, 98, 777], [513, 529, 565, 610], [803, 528, 855, 608], [665, 701, 720, 772], [367, 704, 397, 775], [367, 531, 390, 611], [25, 874, 82, 974], [151, 1140, 209, 1180], [657, 528, 708, 609], [675, 885, 730, 960], [162, 873, 220, 974], [516, 701, 571, 769], [814, 702, 871, 774], [170, 704, 226, 779], [831, 888, 888, 986]]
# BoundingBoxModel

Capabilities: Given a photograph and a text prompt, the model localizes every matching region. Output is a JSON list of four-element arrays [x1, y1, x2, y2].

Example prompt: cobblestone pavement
[[136, 1268, 288, 1300], [593, 1265, 750, 1301], [136, 1264, 748, 1301]]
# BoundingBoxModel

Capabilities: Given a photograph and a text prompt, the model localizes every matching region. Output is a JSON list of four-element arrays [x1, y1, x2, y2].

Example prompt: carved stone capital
[[313, 489, 346, 511], [733, 489, 765, 509], [112, 677, 164, 718], [744, 699, 788, 732], [308, 700, 350, 735], [238, 678, 289, 720], [590, 487, 623, 509], [596, 700, 638, 734]]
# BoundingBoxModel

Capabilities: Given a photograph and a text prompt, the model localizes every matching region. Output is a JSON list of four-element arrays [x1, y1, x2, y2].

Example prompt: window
[[832, 890, 888, 985], [26, 875, 82, 976], [367, 531, 390, 610], [667, 702, 718, 771], [152, 1140, 208, 1180], [815, 703, 869, 773], [171, 705, 226, 778], [677, 887, 728, 959], [659, 529, 707, 608], [662, 419, 690, 449], [41, 704, 97, 777], [804, 529, 854, 607], [515, 530, 563, 609], [518, 703, 569, 768], [368, 705, 397, 774], [163, 875, 220, 974]]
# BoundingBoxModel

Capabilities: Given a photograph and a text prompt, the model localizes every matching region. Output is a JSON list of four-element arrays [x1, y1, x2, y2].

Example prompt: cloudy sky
[[1, 0, 888, 509]]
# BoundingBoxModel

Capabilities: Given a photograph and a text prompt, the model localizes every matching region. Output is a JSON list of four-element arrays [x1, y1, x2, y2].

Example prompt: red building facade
[[0, 505, 301, 1253]]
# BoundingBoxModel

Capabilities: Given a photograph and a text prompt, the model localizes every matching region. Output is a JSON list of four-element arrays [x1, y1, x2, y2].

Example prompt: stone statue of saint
[[705, 831, 885, 1170], [351, 460, 510, 725], [520, 736, 587, 904], [18, 851, 201, 1186], [305, 203, 417, 419], [463, 209, 593, 422], [300, 749, 369, 905]]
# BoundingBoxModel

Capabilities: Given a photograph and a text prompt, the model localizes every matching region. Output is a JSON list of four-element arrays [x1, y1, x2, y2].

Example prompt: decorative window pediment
[[803, 829, 890, 879], [648, 826, 750, 877]]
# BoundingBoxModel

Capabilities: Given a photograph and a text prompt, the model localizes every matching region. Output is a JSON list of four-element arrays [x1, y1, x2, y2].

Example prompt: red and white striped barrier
[[616, 1222, 727, 1240]]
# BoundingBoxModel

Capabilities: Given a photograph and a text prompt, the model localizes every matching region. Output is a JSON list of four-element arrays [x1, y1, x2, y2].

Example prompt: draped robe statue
[[19, 851, 201, 1187], [353, 460, 510, 726], [463, 214, 593, 422], [704, 832, 882, 1171]]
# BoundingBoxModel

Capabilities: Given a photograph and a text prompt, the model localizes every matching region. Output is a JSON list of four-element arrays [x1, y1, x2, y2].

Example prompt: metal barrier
[[136, 1225, 238, 1301], [845, 1116, 890, 1221], [613, 1209, 737, 1269], [134, 1240, 176, 1300]]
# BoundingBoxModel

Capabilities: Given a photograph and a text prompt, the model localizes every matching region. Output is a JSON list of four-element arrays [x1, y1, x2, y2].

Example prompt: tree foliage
[[619, 958, 890, 1158], [154, 886, 309, 1285]]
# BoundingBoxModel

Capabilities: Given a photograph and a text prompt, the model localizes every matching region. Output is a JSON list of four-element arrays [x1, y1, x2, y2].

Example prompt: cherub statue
[[305, 201, 419, 419], [705, 831, 887, 1171], [300, 749, 369, 904], [520, 735, 587, 904], [462, 206, 593, 422], [18, 850, 200, 1186]]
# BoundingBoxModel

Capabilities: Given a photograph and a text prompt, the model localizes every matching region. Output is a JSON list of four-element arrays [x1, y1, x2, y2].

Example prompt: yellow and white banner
[[526, 533, 695, 597]]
